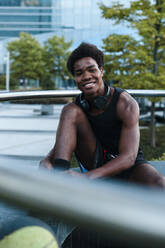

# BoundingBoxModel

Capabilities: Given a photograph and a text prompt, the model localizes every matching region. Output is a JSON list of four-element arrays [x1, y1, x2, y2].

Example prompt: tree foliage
[[100, 0, 165, 147], [7, 32, 45, 82], [102, 34, 138, 87], [7, 33, 72, 90], [100, 0, 165, 90], [43, 35, 72, 80]]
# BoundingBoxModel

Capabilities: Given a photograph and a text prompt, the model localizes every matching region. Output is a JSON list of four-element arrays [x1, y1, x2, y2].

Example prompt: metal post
[[6, 51, 10, 92]]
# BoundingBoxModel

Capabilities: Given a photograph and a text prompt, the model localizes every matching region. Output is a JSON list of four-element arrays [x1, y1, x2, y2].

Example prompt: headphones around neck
[[77, 83, 110, 112]]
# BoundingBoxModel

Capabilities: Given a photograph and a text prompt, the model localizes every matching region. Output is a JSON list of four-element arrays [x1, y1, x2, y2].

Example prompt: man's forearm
[[85, 154, 135, 179]]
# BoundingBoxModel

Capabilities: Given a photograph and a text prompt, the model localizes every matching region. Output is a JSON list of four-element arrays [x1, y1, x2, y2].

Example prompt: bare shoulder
[[117, 91, 139, 125], [60, 102, 83, 118]]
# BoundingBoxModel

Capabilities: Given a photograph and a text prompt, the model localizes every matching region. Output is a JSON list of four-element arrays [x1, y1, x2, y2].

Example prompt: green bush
[[40, 75, 54, 90], [140, 125, 165, 160], [0, 74, 18, 90], [158, 153, 165, 161]]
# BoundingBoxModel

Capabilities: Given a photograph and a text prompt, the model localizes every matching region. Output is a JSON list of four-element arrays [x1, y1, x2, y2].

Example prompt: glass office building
[[0, 0, 57, 39], [0, 0, 130, 76], [0, 0, 124, 45]]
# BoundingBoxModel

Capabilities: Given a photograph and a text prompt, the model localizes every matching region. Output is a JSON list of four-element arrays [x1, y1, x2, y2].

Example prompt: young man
[[40, 42, 165, 188]]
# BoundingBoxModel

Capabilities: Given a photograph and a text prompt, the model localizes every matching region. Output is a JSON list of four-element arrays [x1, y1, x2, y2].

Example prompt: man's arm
[[85, 92, 140, 179]]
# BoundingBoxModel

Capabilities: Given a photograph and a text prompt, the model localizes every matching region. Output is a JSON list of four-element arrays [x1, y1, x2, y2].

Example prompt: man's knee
[[61, 103, 87, 124], [153, 174, 165, 188], [129, 163, 165, 188]]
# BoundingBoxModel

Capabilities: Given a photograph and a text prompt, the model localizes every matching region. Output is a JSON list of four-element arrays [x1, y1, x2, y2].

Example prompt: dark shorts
[[115, 148, 150, 180], [79, 140, 150, 181]]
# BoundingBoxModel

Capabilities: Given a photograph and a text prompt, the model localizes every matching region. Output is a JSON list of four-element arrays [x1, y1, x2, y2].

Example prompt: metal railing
[[0, 89, 79, 101], [0, 163, 165, 247], [0, 89, 165, 101], [0, 89, 165, 247]]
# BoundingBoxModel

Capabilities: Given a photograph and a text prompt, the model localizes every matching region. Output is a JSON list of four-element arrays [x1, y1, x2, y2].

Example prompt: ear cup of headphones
[[79, 97, 90, 111], [93, 84, 110, 110]]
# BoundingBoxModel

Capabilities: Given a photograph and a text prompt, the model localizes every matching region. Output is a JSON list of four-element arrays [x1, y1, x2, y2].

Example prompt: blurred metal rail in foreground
[[0, 89, 165, 101], [0, 164, 165, 247]]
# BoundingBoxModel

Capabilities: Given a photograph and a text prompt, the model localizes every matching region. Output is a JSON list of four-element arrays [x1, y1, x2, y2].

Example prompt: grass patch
[[140, 125, 165, 160], [71, 153, 79, 168]]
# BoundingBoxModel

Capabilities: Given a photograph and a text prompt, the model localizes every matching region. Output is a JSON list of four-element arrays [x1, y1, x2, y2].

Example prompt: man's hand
[[39, 159, 53, 170], [63, 169, 87, 178]]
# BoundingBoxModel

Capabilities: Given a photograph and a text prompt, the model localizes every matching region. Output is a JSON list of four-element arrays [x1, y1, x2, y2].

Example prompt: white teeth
[[84, 82, 94, 88]]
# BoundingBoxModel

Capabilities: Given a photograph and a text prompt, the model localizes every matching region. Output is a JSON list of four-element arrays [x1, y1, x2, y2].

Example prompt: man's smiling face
[[73, 57, 104, 97]]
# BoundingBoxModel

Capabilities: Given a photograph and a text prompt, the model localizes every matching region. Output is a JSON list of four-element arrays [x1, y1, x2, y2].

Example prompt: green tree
[[7, 32, 45, 87], [102, 34, 138, 87], [100, 0, 165, 147], [0, 74, 18, 90], [43, 35, 72, 86]]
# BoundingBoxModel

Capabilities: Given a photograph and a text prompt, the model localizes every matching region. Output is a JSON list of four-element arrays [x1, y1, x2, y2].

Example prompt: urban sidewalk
[[0, 103, 64, 167]]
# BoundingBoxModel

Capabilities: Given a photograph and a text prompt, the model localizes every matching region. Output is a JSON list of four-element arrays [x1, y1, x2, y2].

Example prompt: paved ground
[[0, 103, 64, 167]]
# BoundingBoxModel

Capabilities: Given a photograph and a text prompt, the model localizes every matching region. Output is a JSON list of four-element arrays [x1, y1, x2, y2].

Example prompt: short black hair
[[67, 42, 104, 75]]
